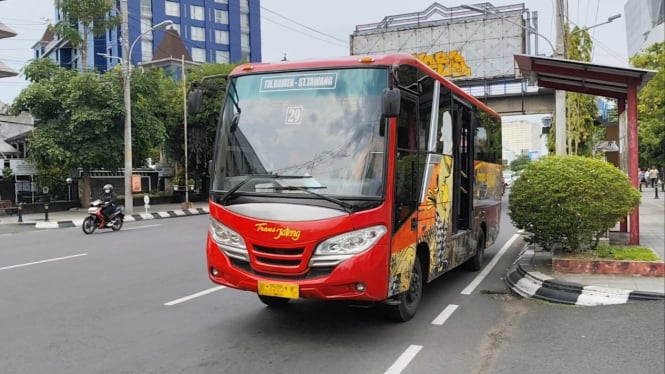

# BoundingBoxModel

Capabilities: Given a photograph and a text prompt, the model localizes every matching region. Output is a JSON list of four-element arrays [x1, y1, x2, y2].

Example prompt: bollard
[[17, 203, 23, 223], [44, 203, 49, 221], [655, 184, 660, 199]]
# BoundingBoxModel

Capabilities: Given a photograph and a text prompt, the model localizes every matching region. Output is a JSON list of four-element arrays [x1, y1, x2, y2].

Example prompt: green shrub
[[508, 155, 640, 251]]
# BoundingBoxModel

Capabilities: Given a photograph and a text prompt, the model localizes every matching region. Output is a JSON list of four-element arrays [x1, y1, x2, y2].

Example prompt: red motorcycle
[[82, 199, 124, 234]]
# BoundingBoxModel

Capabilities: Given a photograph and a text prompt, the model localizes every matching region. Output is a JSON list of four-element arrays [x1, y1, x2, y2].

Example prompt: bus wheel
[[387, 255, 423, 322], [466, 232, 485, 271], [258, 294, 290, 307]]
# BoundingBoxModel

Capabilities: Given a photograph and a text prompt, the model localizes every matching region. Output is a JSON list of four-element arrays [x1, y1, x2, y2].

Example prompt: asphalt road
[[1, 198, 663, 374]]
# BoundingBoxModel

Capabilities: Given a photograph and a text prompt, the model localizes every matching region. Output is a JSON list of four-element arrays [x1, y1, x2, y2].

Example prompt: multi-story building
[[33, 0, 262, 72], [625, 0, 664, 57]]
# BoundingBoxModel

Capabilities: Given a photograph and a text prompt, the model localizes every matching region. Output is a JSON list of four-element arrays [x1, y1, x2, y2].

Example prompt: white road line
[[460, 233, 520, 295], [164, 285, 227, 306], [432, 304, 459, 325], [385, 344, 423, 374], [0, 253, 88, 271], [123, 224, 161, 231]]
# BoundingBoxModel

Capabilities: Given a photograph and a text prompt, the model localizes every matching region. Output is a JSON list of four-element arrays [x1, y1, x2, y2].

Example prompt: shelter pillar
[[627, 82, 639, 245]]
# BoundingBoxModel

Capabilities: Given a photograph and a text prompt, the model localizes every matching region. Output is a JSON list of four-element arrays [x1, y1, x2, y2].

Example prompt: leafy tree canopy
[[547, 25, 603, 156], [51, 0, 120, 70], [509, 155, 531, 173], [163, 62, 239, 177], [630, 42, 665, 166], [10, 59, 179, 204]]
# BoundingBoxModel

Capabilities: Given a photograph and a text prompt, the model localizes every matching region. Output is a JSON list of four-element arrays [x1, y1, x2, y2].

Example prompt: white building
[[501, 114, 551, 165], [625, 0, 665, 57]]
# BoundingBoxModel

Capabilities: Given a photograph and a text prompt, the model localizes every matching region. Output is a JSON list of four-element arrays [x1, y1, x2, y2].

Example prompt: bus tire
[[257, 294, 290, 307], [466, 232, 485, 271], [387, 255, 423, 322]]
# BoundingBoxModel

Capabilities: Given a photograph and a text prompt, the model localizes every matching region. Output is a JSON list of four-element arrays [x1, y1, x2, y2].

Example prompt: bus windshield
[[211, 68, 388, 199]]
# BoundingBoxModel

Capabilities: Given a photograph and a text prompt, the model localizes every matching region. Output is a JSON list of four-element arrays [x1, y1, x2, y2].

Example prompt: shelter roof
[[514, 54, 657, 99]]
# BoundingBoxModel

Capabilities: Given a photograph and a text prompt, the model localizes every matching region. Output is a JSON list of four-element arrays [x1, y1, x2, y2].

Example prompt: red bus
[[189, 54, 503, 321]]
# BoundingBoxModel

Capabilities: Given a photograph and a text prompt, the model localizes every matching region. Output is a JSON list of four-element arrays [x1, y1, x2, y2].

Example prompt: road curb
[[504, 249, 665, 306], [32, 208, 210, 229]]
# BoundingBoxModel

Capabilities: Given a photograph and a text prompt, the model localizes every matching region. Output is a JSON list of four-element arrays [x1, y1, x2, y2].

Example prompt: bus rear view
[[191, 54, 503, 322]]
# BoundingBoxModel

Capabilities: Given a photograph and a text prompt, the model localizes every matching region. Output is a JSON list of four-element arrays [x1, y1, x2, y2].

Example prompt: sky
[[0, 0, 631, 105]]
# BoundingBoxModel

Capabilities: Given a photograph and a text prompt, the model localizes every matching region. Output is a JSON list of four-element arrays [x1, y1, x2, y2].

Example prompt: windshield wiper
[[257, 185, 355, 213], [220, 173, 278, 205]]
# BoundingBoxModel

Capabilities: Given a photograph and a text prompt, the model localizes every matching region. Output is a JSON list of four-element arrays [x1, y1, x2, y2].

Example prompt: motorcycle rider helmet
[[103, 184, 113, 194]]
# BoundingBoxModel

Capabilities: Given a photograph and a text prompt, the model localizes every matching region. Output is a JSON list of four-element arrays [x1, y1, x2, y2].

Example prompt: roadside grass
[[564, 243, 660, 261]]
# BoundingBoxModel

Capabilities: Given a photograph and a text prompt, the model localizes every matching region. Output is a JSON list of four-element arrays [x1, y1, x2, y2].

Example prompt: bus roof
[[230, 53, 500, 119]]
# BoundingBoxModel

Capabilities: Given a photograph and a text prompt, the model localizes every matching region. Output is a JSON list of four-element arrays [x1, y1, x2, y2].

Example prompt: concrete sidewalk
[[505, 187, 665, 306], [0, 201, 209, 229]]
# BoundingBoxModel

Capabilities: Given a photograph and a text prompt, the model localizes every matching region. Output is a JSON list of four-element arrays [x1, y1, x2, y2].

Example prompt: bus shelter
[[514, 54, 657, 245]]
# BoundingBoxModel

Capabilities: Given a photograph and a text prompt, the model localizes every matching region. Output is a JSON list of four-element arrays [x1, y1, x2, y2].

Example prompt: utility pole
[[182, 55, 192, 209], [554, 0, 566, 155], [121, 0, 133, 214]]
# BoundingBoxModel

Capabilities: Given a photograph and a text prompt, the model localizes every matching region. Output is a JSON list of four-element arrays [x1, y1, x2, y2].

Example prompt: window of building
[[216, 50, 229, 63], [191, 26, 205, 42], [240, 12, 249, 29], [191, 5, 204, 21], [239, 0, 249, 12], [215, 30, 229, 44], [141, 39, 153, 62], [140, 0, 152, 16], [171, 23, 180, 34], [240, 32, 249, 49], [191, 47, 206, 62], [165, 1, 179, 17], [214, 9, 228, 24], [214, 0, 228, 3]]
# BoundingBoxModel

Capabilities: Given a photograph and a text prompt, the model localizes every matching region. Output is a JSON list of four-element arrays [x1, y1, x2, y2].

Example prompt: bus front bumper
[[206, 238, 389, 302]]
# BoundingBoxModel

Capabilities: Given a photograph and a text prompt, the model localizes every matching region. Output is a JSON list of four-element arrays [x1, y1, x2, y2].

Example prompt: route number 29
[[286, 107, 303, 125]]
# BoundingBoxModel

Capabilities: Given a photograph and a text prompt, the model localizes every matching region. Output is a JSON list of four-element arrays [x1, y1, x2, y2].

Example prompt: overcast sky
[[0, 0, 630, 105]]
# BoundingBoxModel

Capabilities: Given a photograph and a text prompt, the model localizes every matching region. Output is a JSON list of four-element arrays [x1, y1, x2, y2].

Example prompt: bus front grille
[[252, 245, 305, 267]]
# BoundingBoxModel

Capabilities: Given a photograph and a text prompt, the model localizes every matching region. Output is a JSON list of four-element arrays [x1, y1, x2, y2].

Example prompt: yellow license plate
[[258, 281, 299, 299]]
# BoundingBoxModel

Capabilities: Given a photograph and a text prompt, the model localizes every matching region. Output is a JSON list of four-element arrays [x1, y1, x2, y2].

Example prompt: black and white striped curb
[[32, 208, 209, 229], [505, 249, 665, 306]]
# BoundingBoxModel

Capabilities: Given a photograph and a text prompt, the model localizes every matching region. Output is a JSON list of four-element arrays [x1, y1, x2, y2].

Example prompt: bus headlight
[[209, 218, 249, 261], [310, 225, 386, 267]]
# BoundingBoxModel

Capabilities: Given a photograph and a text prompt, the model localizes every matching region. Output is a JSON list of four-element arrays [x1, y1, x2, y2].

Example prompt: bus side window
[[395, 97, 420, 229]]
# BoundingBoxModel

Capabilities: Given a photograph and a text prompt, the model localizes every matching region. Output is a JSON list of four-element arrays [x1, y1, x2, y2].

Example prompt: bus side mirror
[[187, 89, 203, 114], [382, 88, 400, 118], [208, 159, 213, 175]]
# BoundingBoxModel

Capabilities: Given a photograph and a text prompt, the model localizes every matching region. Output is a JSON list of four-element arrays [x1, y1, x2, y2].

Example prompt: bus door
[[452, 101, 473, 233]]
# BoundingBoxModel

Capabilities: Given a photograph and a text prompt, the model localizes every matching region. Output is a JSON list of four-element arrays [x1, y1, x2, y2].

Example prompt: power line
[[262, 15, 346, 48], [254, 1, 348, 45]]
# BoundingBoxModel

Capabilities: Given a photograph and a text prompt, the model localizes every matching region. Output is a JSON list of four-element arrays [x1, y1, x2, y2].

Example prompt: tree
[[163, 62, 239, 189], [10, 59, 175, 206], [630, 42, 665, 166], [548, 25, 603, 156], [509, 155, 531, 173], [52, 0, 120, 71]]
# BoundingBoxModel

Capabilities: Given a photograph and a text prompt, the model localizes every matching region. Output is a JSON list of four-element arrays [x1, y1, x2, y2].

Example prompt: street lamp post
[[120, 1, 172, 214]]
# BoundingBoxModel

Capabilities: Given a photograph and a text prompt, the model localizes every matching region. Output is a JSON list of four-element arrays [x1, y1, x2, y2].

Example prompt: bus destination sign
[[260, 73, 337, 92]]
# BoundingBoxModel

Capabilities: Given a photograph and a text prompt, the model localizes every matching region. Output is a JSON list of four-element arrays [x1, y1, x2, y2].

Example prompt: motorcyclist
[[100, 184, 118, 224]]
